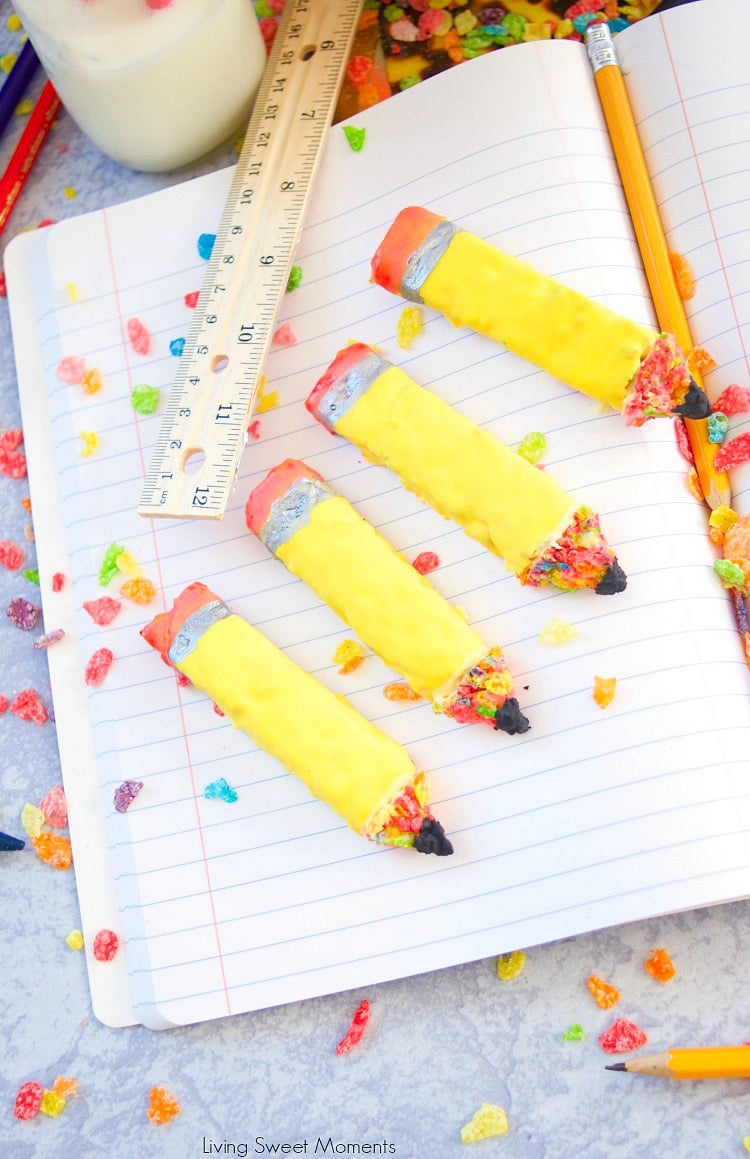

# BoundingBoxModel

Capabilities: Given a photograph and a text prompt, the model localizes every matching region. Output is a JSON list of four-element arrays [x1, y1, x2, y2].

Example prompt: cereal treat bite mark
[[335, 999, 370, 1054], [460, 1104, 509, 1143], [131, 383, 161, 415], [66, 930, 84, 951], [598, 1017, 647, 1054], [645, 947, 676, 982], [39, 784, 68, 828], [593, 675, 617, 708], [587, 974, 620, 1009], [127, 317, 151, 356], [204, 777, 238, 803], [114, 780, 144, 813], [83, 596, 122, 625], [497, 950, 526, 980], [147, 1086, 181, 1125], [85, 647, 114, 688], [92, 929, 119, 962], [32, 832, 73, 869], [13, 1081, 44, 1120]]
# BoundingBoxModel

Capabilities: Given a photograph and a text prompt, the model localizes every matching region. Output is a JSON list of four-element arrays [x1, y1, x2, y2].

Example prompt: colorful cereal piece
[[83, 596, 122, 625], [120, 576, 156, 605], [497, 950, 526, 980], [713, 383, 750, 416], [346, 56, 372, 85], [56, 355, 86, 384], [539, 617, 579, 646], [383, 681, 422, 702], [687, 345, 716, 376], [0, 427, 26, 477], [715, 432, 750, 473], [52, 1076, 78, 1099], [131, 383, 161, 415], [98, 543, 125, 586], [10, 689, 48, 724], [593, 675, 617, 708], [34, 628, 65, 650], [709, 505, 738, 536], [248, 419, 262, 440], [114, 779, 144, 813], [272, 322, 297, 345], [714, 559, 746, 592], [39, 784, 68, 828], [81, 367, 102, 395], [65, 930, 84, 950], [286, 264, 303, 291], [668, 251, 696, 300], [13, 1081, 43, 1120], [6, 596, 41, 630], [79, 430, 99, 457], [0, 694, 7, 714], [396, 304, 423, 348], [412, 550, 439, 575], [21, 803, 45, 838], [197, 232, 216, 260], [335, 998, 371, 1054], [84, 647, 114, 687], [333, 639, 366, 675], [645, 947, 676, 982], [32, 831, 73, 869], [598, 1017, 647, 1054], [517, 431, 547, 464], [92, 929, 119, 962], [204, 777, 238, 803], [146, 1086, 181, 1125], [0, 539, 23, 569], [460, 1104, 508, 1143], [51, 572, 66, 592], [562, 1024, 586, 1042], [22, 567, 39, 584], [40, 1090, 66, 1117], [342, 124, 366, 152], [586, 974, 620, 1009], [184, 290, 200, 308], [127, 317, 151, 356], [256, 389, 279, 413], [707, 412, 729, 444], [673, 417, 694, 464]]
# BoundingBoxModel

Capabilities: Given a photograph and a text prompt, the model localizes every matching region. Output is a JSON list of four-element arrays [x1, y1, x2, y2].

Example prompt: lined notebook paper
[[7, 0, 750, 1029]]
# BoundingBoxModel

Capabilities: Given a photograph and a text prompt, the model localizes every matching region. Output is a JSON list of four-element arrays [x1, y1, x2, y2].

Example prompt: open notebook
[[6, 0, 750, 1029]]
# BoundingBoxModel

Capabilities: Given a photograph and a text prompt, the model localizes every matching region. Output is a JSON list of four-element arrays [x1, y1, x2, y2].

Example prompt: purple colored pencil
[[0, 39, 40, 139]]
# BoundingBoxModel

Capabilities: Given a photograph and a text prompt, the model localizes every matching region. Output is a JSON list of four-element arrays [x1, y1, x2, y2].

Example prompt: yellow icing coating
[[336, 364, 574, 576], [277, 495, 488, 700], [178, 613, 415, 836], [420, 231, 656, 411]]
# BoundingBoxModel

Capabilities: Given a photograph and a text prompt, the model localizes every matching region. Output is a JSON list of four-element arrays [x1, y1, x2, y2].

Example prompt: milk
[[12, 0, 267, 172]]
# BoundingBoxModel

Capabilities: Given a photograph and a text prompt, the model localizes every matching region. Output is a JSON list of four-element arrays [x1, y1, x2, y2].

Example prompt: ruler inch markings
[[138, 0, 361, 521]]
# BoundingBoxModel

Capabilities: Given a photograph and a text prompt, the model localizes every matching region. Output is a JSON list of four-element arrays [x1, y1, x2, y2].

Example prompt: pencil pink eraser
[[141, 581, 218, 666], [305, 342, 376, 428], [245, 458, 325, 537], [370, 206, 446, 293]]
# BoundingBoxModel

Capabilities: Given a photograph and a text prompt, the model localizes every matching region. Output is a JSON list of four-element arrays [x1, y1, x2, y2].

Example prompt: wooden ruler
[[138, 0, 361, 520]]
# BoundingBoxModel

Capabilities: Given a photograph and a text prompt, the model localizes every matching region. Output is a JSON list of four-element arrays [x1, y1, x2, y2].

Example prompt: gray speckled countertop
[[5, 3, 750, 1157]]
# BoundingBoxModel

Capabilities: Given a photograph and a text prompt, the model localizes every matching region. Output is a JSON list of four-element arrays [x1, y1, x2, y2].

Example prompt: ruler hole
[[211, 354, 229, 374], [300, 44, 316, 61], [182, 448, 206, 475]]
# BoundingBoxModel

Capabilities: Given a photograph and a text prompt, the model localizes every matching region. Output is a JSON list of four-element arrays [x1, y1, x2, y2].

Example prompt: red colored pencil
[[0, 80, 61, 237]]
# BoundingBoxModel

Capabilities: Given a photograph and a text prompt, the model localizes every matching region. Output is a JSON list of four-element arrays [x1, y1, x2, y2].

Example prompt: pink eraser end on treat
[[245, 459, 325, 536], [305, 342, 376, 427], [370, 206, 445, 293]]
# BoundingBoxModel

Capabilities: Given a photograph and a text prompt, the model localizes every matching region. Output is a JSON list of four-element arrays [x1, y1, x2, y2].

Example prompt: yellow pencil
[[585, 21, 730, 510], [606, 1045, 750, 1080]]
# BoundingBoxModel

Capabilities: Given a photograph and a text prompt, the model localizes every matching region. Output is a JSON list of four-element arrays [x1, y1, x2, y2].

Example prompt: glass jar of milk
[[11, 0, 267, 172]]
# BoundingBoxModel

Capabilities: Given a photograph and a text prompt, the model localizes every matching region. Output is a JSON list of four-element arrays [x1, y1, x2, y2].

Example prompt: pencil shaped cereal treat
[[141, 582, 453, 856], [306, 344, 626, 595], [246, 459, 530, 734], [371, 207, 711, 426]]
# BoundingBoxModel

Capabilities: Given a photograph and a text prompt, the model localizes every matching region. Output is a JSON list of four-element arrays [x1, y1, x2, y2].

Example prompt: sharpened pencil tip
[[605, 1063, 627, 1071]]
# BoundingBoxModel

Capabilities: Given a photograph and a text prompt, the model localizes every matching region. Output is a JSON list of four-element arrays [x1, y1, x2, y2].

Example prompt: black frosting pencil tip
[[413, 817, 453, 857], [605, 1063, 627, 1071], [672, 377, 711, 420]]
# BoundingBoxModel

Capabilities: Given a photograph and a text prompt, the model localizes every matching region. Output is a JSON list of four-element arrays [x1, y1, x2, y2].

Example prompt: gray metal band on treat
[[168, 599, 232, 666], [585, 22, 618, 73], [314, 350, 390, 431], [260, 476, 335, 554], [399, 219, 462, 302]]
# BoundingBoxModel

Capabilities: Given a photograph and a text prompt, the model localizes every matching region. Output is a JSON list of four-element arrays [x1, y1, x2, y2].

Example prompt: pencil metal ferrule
[[585, 23, 619, 73]]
